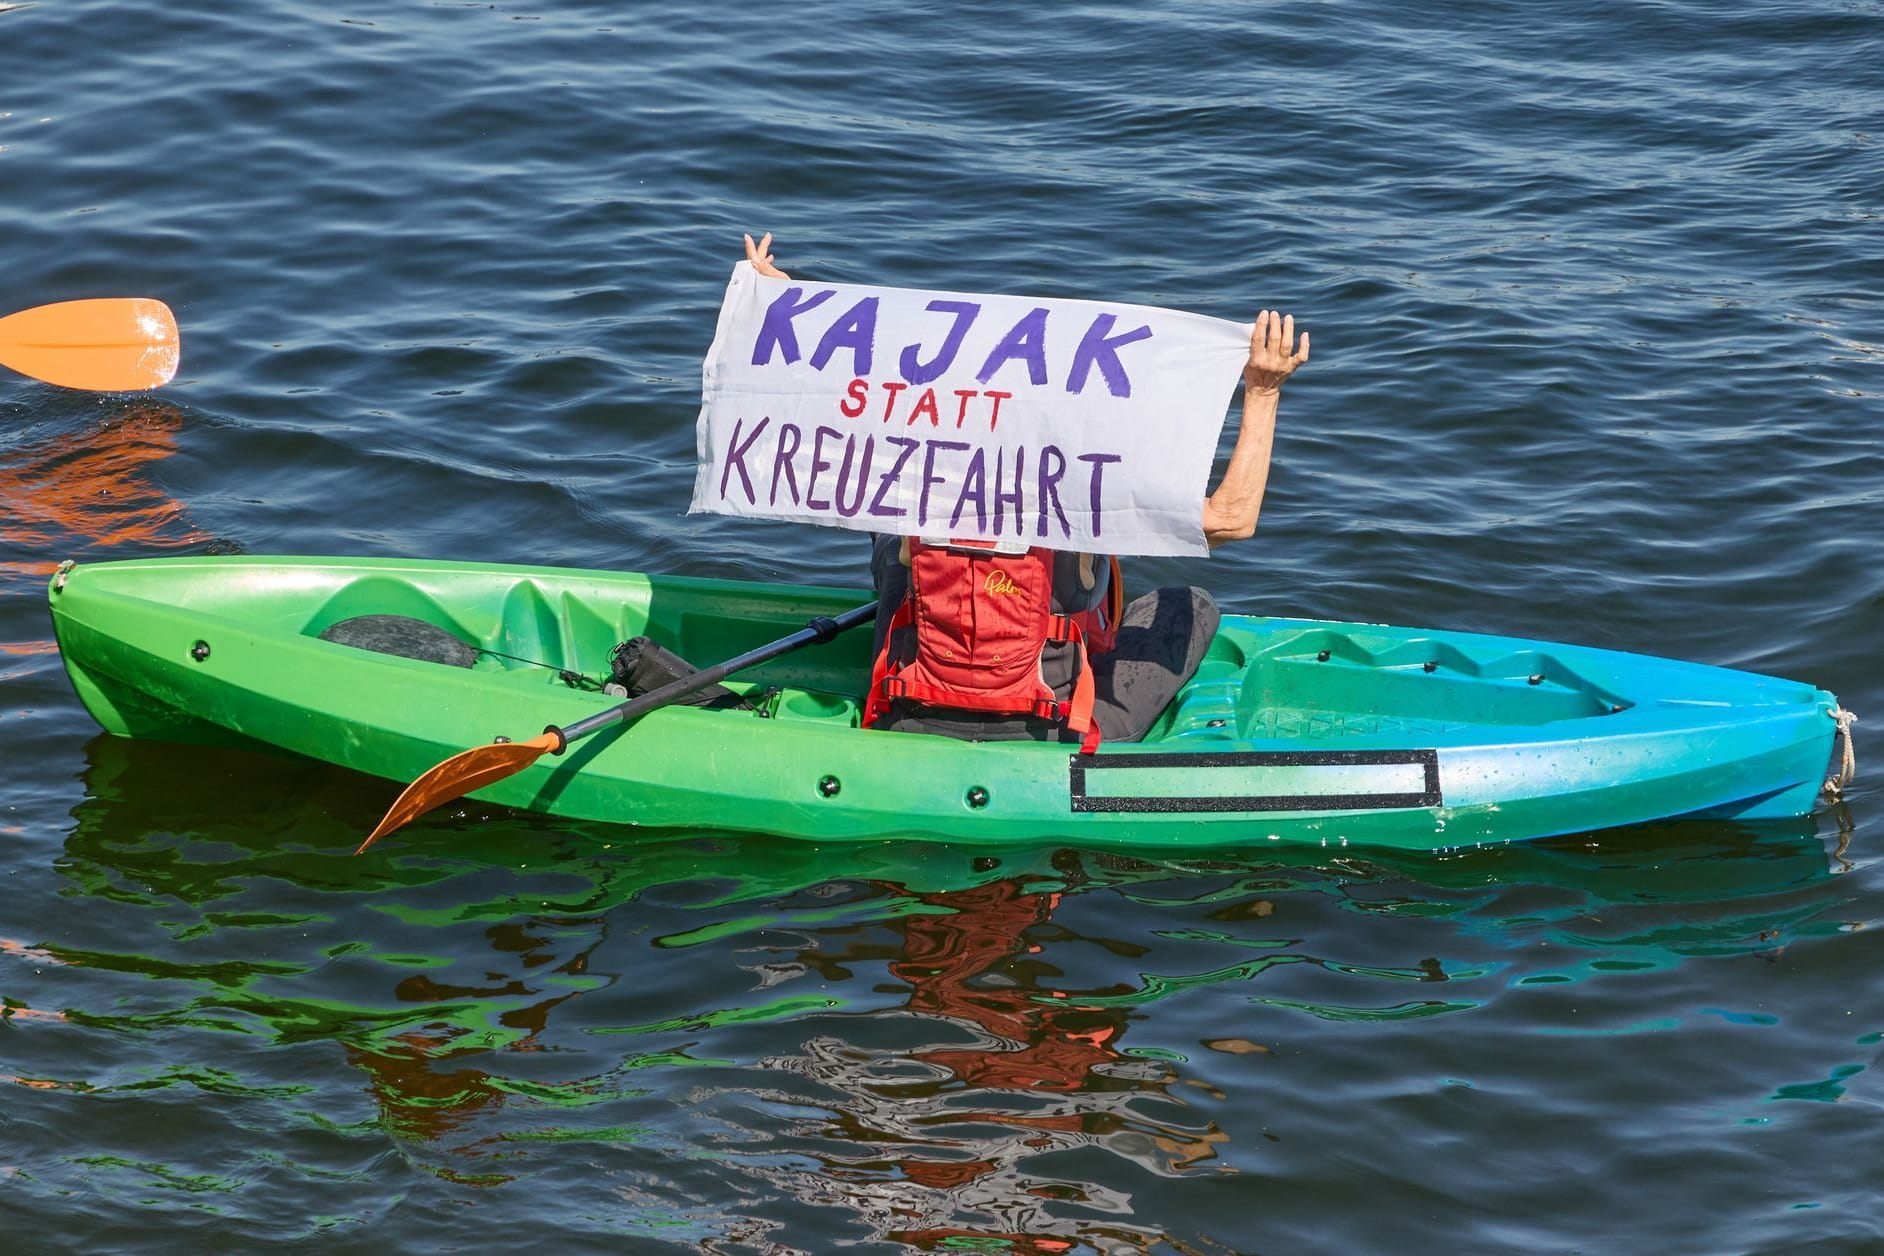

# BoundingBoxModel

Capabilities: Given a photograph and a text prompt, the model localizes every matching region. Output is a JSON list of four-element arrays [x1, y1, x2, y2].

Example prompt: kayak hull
[[47, 555, 1843, 850]]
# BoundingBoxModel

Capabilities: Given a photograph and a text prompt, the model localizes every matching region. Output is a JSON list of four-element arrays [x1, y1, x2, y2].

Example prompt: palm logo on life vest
[[864, 539, 1121, 754]]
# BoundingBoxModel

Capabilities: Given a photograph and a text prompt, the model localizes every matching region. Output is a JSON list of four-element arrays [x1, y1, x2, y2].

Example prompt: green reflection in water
[[586, 993, 847, 1037], [1255, 997, 1481, 1022], [69, 1156, 241, 1195], [1328, 958, 1496, 982], [29, 941, 302, 986], [1067, 956, 1313, 1008], [103, 1065, 315, 1100], [495, 1124, 650, 1144], [1770, 1063, 1866, 1103], [651, 896, 952, 949], [1700, 1008, 1781, 1026], [173, 912, 322, 942], [1530, 1017, 1686, 1036], [482, 1077, 650, 1107], [1060, 953, 1493, 1014], [40, 731, 1861, 1238], [1150, 927, 1295, 949]]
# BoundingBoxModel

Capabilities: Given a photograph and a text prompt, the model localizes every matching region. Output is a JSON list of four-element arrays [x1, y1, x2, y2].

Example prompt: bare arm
[[1203, 309, 1309, 548]]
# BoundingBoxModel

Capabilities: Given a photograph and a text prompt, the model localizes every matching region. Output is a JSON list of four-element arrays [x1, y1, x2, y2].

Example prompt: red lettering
[[879, 380, 909, 423], [984, 390, 1011, 431], [907, 387, 940, 427], [953, 388, 977, 427], [840, 381, 1011, 432]]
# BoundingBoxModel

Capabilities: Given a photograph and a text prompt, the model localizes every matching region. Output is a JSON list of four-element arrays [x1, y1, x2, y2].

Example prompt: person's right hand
[[743, 232, 791, 280], [1244, 309, 1308, 394]]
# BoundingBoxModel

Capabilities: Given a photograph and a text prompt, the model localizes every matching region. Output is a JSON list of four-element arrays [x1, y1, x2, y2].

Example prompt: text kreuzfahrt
[[691, 262, 1253, 558]]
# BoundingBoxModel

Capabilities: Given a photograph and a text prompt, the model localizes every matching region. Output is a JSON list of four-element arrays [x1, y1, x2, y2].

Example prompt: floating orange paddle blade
[[356, 731, 562, 853], [0, 298, 180, 391]]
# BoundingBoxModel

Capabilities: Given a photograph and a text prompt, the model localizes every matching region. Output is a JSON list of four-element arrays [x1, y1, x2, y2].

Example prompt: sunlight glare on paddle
[[0, 298, 180, 390], [356, 730, 561, 853]]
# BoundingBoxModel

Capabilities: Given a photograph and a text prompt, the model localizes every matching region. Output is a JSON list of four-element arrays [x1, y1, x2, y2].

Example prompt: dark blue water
[[4, 2, 1883, 1251]]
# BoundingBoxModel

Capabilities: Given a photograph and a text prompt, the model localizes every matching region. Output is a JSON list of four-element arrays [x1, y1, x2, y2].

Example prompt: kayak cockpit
[[289, 576, 1643, 745], [1144, 622, 1633, 746]]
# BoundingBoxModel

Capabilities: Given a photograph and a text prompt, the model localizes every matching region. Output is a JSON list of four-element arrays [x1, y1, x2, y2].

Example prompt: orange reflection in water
[[1, 402, 208, 658], [0, 402, 208, 583], [895, 880, 1126, 1096], [342, 919, 610, 1160], [0, 938, 65, 964], [758, 877, 1229, 1253]]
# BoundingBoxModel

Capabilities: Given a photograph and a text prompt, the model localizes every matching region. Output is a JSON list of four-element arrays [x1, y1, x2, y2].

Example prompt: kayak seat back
[[303, 576, 480, 657], [318, 615, 477, 668]]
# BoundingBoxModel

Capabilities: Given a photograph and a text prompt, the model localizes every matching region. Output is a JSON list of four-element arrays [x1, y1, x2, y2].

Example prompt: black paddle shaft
[[548, 600, 879, 750]]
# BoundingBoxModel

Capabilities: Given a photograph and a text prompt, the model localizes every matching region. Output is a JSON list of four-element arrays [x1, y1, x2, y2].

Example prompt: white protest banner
[[691, 261, 1251, 557]]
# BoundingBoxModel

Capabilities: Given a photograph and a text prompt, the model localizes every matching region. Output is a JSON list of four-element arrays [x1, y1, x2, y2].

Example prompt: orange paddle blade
[[0, 298, 180, 391], [356, 731, 562, 853]]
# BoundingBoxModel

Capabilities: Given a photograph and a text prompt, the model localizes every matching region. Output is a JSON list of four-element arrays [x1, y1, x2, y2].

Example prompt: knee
[[1188, 587, 1220, 644], [1121, 585, 1218, 636]]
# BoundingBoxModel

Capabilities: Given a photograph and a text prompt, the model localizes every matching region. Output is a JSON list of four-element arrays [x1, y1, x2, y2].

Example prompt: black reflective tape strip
[[1067, 749, 1442, 814]]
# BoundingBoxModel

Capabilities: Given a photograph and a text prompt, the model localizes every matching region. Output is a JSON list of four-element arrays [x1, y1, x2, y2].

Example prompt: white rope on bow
[[1823, 706, 1858, 798]]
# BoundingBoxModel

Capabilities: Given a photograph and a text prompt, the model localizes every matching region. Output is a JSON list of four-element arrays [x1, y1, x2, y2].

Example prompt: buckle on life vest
[[923, 535, 1031, 557]]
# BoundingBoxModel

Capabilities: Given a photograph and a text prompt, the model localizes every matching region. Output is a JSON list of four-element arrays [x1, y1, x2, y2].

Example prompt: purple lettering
[[809, 296, 879, 376], [769, 422, 803, 506], [1065, 313, 1152, 397], [918, 439, 971, 528], [804, 425, 843, 511], [976, 306, 1050, 388], [869, 435, 920, 518], [949, 448, 988, 533], [750, 287, 835, 366], [899, 299, 983, 385], [717, 415, 771, 504], [1036, 444, 1070, 539], [1077, 451, 1121, 536], [993, 444, 1026, 536], [833, 435, 874, 518]]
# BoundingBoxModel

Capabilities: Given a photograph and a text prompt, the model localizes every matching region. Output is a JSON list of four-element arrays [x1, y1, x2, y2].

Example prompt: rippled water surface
[[4, 2, 1882, 1251]]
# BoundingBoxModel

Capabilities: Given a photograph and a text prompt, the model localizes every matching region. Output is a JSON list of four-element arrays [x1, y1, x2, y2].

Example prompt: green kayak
[[47, 555, 1847, 850]]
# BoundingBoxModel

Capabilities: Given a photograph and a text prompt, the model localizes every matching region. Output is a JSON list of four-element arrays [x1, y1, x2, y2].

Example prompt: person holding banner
[[730, 232, 1308, 746]]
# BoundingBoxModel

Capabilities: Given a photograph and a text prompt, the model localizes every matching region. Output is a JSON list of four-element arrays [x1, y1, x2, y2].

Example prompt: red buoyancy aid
[[863, 540, 1123, 753]]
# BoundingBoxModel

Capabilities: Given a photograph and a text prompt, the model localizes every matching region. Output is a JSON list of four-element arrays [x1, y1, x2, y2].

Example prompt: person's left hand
[[744, 232, 790, 280], [1244, 309, 1308, 394]]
